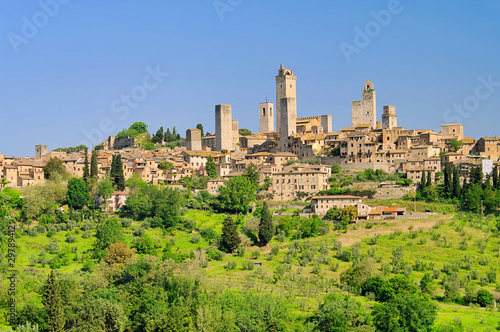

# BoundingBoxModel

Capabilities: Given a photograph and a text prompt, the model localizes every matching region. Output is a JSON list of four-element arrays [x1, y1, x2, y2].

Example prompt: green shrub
[[190, 234, 201, 244], [225, 260, 237, 270], [121, 218, 133, 228], [65, 236, 76, 243], [207, 249, 224, 261]]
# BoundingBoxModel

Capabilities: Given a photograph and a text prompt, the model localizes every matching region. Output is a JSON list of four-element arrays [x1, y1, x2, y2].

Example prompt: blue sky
[[1, 1, 500, 157]]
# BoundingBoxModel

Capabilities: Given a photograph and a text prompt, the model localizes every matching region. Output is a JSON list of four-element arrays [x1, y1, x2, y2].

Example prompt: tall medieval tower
[[259, 101, 274, 133], [351, 81, 376, 128], [275, 64, 296, 135], [279, 98, 297, 152], [215, 104, 232, 152], [382, 106, 397, 130]]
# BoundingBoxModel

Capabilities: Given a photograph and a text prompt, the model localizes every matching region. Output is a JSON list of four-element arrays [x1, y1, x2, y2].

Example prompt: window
[[263, 108, 266, 116]]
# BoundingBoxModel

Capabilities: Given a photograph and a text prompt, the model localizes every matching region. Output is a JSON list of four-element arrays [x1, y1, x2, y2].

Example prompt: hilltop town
[[2, 65, 494, 203]]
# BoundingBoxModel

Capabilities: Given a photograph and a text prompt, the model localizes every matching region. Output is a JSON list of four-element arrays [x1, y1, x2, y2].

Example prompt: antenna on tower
[[265, 96, 268, 103]]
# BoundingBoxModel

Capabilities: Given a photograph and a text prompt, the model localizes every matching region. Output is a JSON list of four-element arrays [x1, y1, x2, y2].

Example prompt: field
[[5, 205, 500, 331]]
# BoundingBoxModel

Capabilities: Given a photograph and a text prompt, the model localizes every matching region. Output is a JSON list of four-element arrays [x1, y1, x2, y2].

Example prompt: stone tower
[[186, 128, 202, 151], [382, 106, 397, 130], [215, 104, 232, 152], [259, 101, 275, 133], [35, 144, 47, 159], [320, 115, 332, 133], [279, 98, 297, 152], [351, 81, 377, 128], [232, 120, 239, 148], [276, 64, 296, 135]]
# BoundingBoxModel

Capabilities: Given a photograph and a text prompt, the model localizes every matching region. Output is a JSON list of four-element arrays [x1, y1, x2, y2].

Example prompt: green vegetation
[[238, 128, 252, 136], [116, 121, 149, 138], [52, 145, 87, 153], [3, 166, 500, 331]]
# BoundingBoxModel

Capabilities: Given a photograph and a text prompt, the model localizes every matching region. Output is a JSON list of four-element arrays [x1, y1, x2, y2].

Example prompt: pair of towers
[[351, 81, 398, 130], [257, 64, 297, 151]]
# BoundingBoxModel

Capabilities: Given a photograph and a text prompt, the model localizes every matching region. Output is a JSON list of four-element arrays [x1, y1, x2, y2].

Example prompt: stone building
[[186, 128, 202, 151], [276, 64, 296, 135], [215, 104, 233, 152], [35, 144, 47, 160], [279, 97, 297, 152], [310, 195, 371, 217], [352, 81, 376, 128], [259, 101, 274, 133], [382, 106, 397, 130]]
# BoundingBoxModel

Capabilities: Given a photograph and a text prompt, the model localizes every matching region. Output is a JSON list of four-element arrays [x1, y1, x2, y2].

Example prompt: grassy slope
[[7, 207, 500, 330]]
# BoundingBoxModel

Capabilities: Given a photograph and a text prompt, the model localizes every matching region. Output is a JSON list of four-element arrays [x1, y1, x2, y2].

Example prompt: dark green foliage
[[93, 217, 124, 258], [66, 178, 90, 210], [372, 291, 437, 331], [90, 149, 98, 179], [475, 289, 494, 307], [238, 128, 252, 136], [470, 165, 483, 185], [452, 167, 461, 199], [196, 123, 204, 137], [221, 216, 241, 253], [205, 155, 217, 179], [43, 271, 64, 332], [420, 170, 426, 191], [244, 163, 260, 187], [449, 139, 462, 152], [43, 157, 67, 179], [117, 121, 149, 138], [110, 154, 125, 191], [426, 170, 432, 188], [216, 175, 256, 214], [82, 149, 90, 184], [152, 126, 164, 144], [311, 294, 371, 331], [53, 145, 87, 153], [259, 202, 274, 246], [444, 162, 452, 198]]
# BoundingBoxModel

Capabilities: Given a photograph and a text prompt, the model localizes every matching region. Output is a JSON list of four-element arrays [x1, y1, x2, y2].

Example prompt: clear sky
[[1, 1, 500, 157]]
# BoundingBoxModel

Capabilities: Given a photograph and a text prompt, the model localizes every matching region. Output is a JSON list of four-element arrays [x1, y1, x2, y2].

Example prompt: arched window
[[263, 108, 266, 116], [270, 107, 272, 116]]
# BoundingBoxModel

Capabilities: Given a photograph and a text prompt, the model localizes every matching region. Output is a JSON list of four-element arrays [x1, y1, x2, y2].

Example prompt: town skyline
[[2, 1, 500, 157]]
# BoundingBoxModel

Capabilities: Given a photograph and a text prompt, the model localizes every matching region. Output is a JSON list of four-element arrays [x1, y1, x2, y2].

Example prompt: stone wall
[[259, 102, 274, 133], [186, 128, 202, 151], [280, 97, 297, 152]]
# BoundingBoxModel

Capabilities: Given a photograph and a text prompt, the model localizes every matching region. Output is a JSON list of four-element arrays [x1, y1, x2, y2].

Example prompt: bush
[[184, 219, 196, 231], [65, 236, 76, 243], [190, 234, 201, 244], [251, 249, 261, 259], [242, 260, 255, 270], [82, 230, 92, 239], [38, 225, 46, 233], [476, 289, 494, 307], [134, 227, 146, 237], [122, 218, 133, 228], [200, 227, 218, 241], [271, 246, 280, 256], [237, 246, 246, 257], [207, 249, 224, 261], [48, 224, 57, 233], [142, 220, 151, 229], [82, 222, 93, 231], [47, 242, 60, 254], [67, 220, 77, 230], [225, 260, 237, 270], [27, 227, 38, 237]]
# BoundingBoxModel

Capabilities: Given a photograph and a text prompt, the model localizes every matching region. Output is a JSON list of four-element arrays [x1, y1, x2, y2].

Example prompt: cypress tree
[[426, 170, 432, 188], [259, 202, 274, 246], [114, 154, 125, 191], [221, 216, 241, 253], [494, 166, 500, 190], [43, 271, 64, 332], [462, 177, 468, 198], [90, 149, 98, 179], [453, 167, 461, 199], [420, 170, 426, 192], [444, 162, 453, 197], [83, 149, 90, 185]]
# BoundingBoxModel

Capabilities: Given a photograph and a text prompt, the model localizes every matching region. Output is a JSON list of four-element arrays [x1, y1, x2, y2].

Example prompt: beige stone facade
[[276, 64, 297, 135], [352, 82, 376, 128], [310, 195, 371, 217], [186, 128, 202, 151], [259, 102, 274, 133], [215, 104, 233, 152]]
